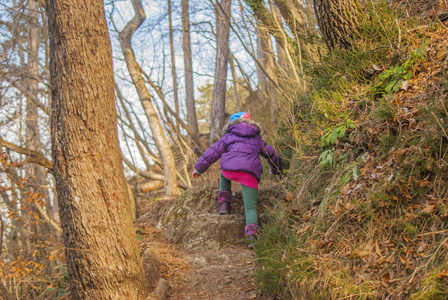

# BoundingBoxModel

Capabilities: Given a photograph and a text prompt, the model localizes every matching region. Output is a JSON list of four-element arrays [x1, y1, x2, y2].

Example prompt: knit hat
[[228, 112, 250, 124]]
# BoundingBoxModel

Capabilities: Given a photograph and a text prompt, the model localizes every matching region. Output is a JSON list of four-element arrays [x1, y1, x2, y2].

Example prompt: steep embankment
[[254, 12, 448, 300]]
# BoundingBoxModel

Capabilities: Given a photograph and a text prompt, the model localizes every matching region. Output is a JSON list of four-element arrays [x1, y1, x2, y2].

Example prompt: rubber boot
[[245, 223, 260, 249], [217, 190, 232, 215]]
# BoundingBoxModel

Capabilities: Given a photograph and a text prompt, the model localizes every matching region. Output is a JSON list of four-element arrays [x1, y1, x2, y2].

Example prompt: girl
[[192, 112, 282, 246]]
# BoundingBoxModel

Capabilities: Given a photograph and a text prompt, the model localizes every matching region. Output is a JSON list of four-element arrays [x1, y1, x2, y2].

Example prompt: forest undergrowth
[[256, 3, 448, 299]]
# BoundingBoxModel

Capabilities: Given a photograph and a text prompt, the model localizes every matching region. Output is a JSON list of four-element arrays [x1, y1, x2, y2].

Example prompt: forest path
[[136, 186, 282, 299], [166, 237, 259, 299]]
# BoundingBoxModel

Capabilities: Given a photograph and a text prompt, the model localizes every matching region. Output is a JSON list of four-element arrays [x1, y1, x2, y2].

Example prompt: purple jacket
[[194, 119, 283, 182]]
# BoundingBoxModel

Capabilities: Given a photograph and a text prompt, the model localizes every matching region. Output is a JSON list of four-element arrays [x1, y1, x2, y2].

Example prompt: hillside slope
[[255, 7, 448, 300]]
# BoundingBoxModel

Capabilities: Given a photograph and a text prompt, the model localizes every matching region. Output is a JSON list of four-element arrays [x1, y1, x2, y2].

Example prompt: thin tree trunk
[[256, 20, 275, 99], [181, 0, 199, 136], [272, 2, 287, 69], [229, 55, 240, 112], [118, 0, 180, 197], [47, 0, 148, 298], [0, 215, 13, 300], [168, 0, 180, 129], [209, 0, 232, 144], [26, 0, 55, 231]]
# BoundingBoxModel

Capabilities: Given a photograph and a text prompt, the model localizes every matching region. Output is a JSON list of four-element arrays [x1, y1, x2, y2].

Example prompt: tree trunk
[[181, 0, 199, 136], [272, 2, 287, 70], [118, 0, 180, 197], [168, 0, 180, 129], [229, 55, 241, 112], [26, 0, 57, 230], [209, 0, 232, 144], [255, 20, 275, 100], [313, 0, 362, 50], [47, 0, 148, 298]]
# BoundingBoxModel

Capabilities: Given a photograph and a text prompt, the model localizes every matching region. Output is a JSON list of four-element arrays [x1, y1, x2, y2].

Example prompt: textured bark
[[272, 2, 287, 69], [209, 0, 232, 144], [119, 0, 180, 197], [26, 0, 56, 226], [246, 0, 296, 57], [47, 0, 148, 299], [181, 0, 199, 136], [229, 55, 241, 112], [313, 0, 362, 49], [255, 20, 275, 100], [168, 0, 180, 124]]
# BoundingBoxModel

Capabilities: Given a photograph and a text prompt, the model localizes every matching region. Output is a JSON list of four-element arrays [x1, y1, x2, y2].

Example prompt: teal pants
[[220, 173, 258, 225]]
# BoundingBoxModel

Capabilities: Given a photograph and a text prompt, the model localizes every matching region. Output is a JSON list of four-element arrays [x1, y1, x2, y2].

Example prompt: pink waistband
[[221, 170, 258, 189]]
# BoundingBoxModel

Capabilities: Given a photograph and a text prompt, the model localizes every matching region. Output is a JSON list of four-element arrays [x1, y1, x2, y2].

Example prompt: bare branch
[[34, 203, 62, 234], [140, 69, 207, 151], [0, 138, 53, 171], [123, 156, 191, 190], [122, 156, 164, 181], [2, 74, 49, 115]]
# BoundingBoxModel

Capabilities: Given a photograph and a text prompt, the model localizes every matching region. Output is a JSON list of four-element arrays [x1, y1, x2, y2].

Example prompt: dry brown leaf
[[423, 204, 435, 213], [402, 188, 413, 200], [437, 269, 448, 279], [400, 256, 407, 265], [375, 242, 382, 256], [285, 193, 294, 202], [416, 179, 431, 187], [341, 184, 351, 195], [352, 250, 370, 258], [381, 272, 391, 284]]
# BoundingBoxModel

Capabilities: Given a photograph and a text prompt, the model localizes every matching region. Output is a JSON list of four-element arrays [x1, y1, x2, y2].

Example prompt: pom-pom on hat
[[228, 112, 250, 124]]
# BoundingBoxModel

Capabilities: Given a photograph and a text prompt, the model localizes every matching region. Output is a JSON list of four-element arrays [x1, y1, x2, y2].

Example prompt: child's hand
[[192, 170, 201, 179]]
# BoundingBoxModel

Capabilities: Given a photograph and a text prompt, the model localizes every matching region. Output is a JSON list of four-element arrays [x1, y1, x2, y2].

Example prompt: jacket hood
[[222, 118, 263, 136]]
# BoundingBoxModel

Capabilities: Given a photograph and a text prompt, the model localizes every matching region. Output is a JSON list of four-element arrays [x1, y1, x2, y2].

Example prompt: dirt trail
[[135, 186, 281, 300], [137, 221, 264, 300], [169, 244, 260, 299]]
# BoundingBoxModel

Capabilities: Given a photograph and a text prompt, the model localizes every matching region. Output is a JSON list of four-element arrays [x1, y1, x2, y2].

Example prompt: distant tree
[[25, 0, 56, 235], [168, 0, 180, 128], [313, 0, 362, 49], [119, 0, 180, 197], [209, 0, 232, 144], [47, 0, 147, 298], [182, 0, 199, 136]]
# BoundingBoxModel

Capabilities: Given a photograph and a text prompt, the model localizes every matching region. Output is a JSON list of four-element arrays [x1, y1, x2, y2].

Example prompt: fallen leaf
[[285, 193, 294, 202], [388, 174, 394, 181], [352, 250, 370, 258], [404, 235, 412, 243], [381, 273, 391, 284], [423, 204, 435, 213], [400, 256, 407, 265], [375, 242, 381, 256], [341, 184, 351, 195], [373, 64, 382, 71], [402, 188, 413, 199], [401, 80, 409, 90], [437, 269, 448, 279], [414, 179, 431, 187]]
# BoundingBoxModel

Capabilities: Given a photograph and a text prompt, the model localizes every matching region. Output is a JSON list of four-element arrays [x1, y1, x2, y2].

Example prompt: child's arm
[[261, 142, 283, 175], [194, 136, 229, 174]]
